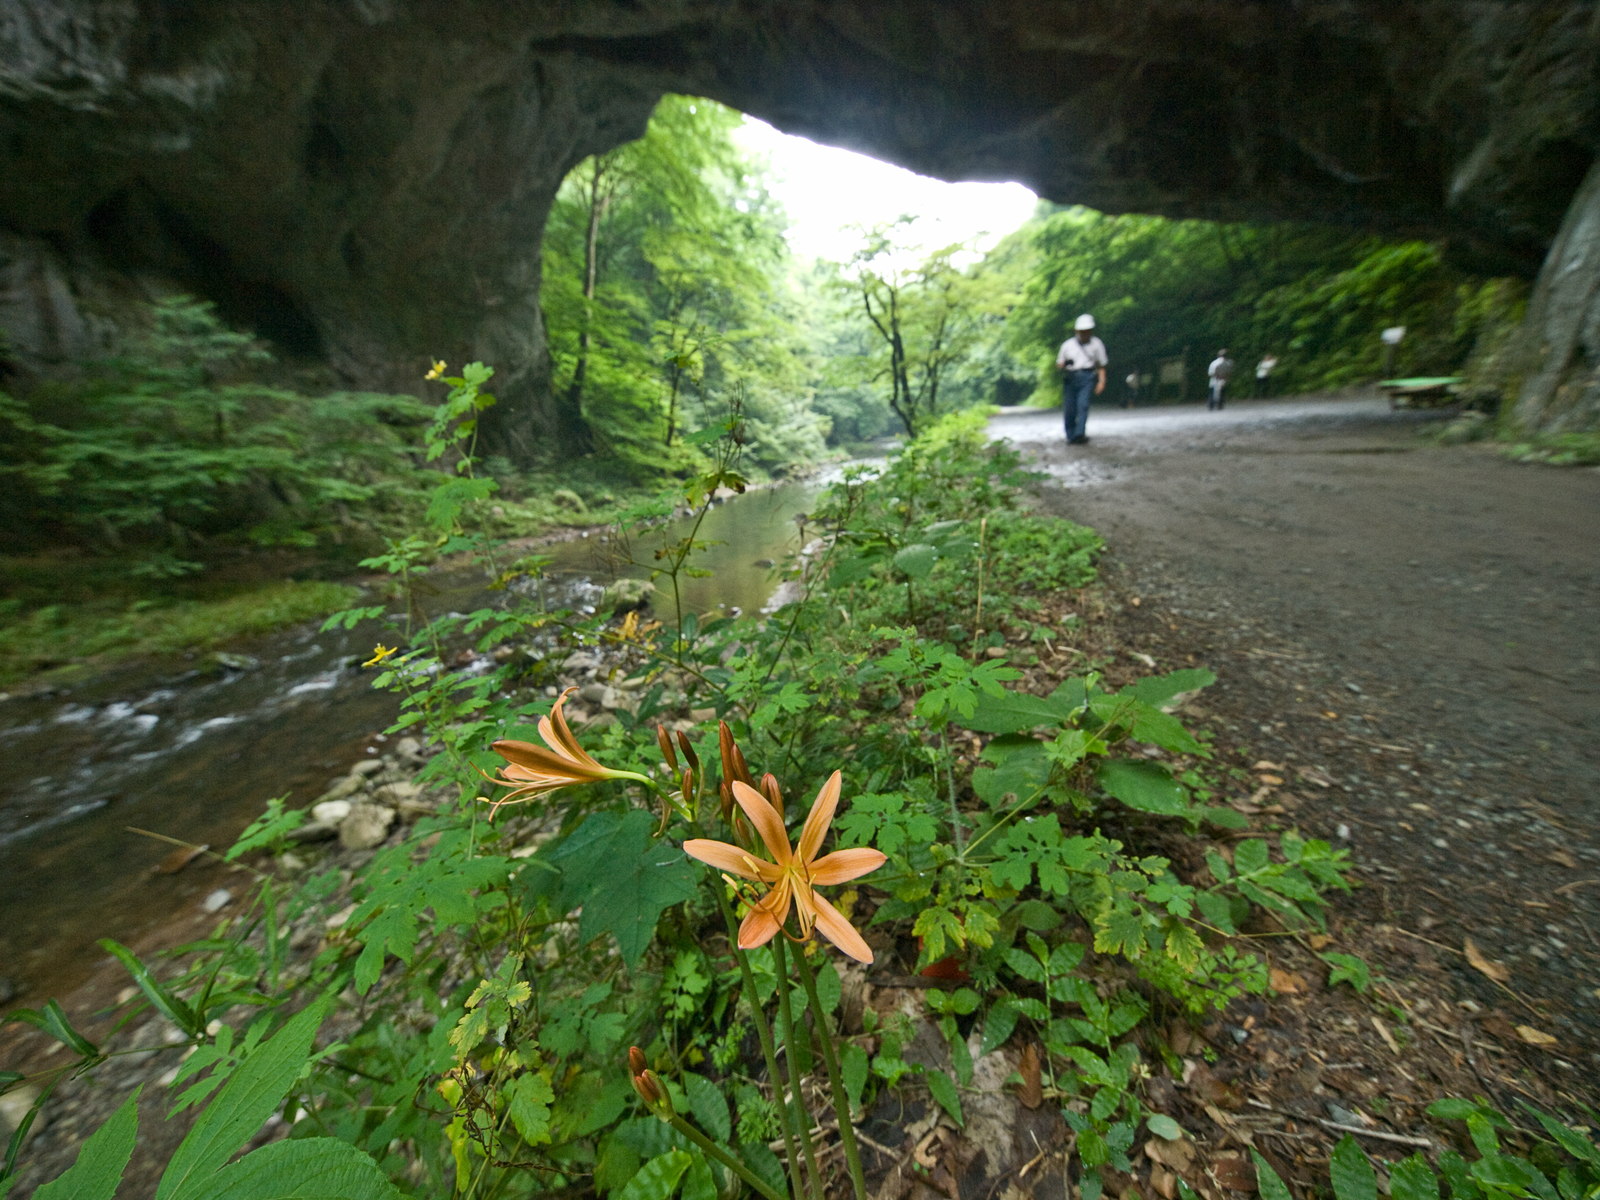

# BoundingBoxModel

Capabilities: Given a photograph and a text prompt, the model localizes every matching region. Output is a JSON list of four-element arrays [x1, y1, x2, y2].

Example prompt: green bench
[[1378, 376, 1461, 409]]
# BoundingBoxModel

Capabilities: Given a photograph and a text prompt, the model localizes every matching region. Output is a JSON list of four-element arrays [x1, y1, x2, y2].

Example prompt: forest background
[[0, 92, 1523, 679]]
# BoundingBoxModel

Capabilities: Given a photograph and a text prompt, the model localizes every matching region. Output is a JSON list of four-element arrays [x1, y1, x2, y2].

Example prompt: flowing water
[[0, 476, 829, 1006]]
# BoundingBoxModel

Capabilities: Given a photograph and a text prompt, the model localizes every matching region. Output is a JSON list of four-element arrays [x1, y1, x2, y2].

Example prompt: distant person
[[1124, 371, 1139, 409], [1206, 348, 1234, 411], [1255, 353, 1278, 398], [1056, 313, 1107, 445]]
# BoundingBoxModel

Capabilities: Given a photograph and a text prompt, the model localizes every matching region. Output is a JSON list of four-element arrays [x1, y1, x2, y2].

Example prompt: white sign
[[1381, 326, 1406, 345]]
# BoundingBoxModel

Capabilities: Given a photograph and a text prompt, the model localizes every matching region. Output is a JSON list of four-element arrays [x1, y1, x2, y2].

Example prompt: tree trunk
[[556, 158, 608, 455]]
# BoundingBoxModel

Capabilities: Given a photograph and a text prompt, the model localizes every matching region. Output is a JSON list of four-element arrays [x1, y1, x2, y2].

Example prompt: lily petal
[[492, 741, 605, 780], [682, 838, 782, 882], [737, 880, 791, 949], [730, 781, 792, 866], [808, 846, 888, 885], [809, 890, 874, 963], [539, 689, 601, 766], [797, 770, 842, 863]]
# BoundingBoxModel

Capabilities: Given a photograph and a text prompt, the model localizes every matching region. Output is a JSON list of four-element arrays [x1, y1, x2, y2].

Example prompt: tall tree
[[542, 97, 822, 477], [842, 222, 1012, 437]]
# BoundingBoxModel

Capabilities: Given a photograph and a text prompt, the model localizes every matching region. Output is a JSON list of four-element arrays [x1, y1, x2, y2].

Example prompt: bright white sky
[[735, 116, 1038, 265]]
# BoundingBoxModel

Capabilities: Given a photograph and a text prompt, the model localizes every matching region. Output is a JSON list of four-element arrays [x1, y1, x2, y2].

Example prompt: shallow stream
[[0, 476, 827, 1005]]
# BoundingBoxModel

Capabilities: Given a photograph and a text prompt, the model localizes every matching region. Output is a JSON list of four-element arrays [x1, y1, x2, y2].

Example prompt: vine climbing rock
[[0, 1, 1597, 445]]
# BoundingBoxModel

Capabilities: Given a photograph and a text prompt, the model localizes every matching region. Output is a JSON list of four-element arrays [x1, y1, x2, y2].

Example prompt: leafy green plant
[[0, 296, 430, 562], [1243, 1097, 1600, 1200], [5, 386, 1363, 1200]]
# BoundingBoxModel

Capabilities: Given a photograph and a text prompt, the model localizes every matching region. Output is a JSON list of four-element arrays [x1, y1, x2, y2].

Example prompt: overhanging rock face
[[1, 1, 1596, 446]]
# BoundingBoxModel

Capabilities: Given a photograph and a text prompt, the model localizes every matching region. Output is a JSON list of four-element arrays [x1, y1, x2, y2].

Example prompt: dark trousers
[[1062, 369, 1095, 440]]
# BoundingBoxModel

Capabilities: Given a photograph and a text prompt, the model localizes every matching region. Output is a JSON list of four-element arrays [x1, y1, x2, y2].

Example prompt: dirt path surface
[[997, 394, 1600, 1099]]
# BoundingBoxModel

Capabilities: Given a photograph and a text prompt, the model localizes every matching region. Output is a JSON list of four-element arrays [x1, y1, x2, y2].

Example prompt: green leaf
[[1250, 1150, 1294, 1200], [547, 810, 699, 967], [1232, 839, 1271, 876], [5, 1000, 99, 1058], [156, 998, 331, 1200], [980, 1000, 1020, 1056], [964, 688, 1080, 734], [681, 1157, 717, 1200], [1527, 1107, 1600, 1166], [424, 475, 497, 530], [1471, 1154, 1559, 1200], [507, 1072, 555, 1146], [1329, 1135, 1377, 1200], [1123, 669, 1216, 709], [98, 939, 201, 1037], [922, 1069, 964, 1127], [972, 736, 1052, 807], [224, 797, 308, 860], [32, 1089, 140, 1200], [1004, 947, 1046, 984], [841, 1043, 870, 1114], [892, 543, 939, 579], [681, 1073, 731, 1144], [1147, 1114, 1184, 1142], [1389, 1155, 1441, 1200], [1097, 760, 1191, 816], [203, 1138, 404, 1199], [1427, 1098, 1486, 1123], [1322, 952, 1373, 994], [617, 1149, 692, 1200]]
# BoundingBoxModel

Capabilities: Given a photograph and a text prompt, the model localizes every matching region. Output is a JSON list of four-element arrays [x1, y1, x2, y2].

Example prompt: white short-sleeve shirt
[[1057, 336, 1108, 370]]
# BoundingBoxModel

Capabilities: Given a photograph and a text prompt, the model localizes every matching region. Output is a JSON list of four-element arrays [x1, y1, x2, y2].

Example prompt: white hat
[[1074, 313, 1095, 331]]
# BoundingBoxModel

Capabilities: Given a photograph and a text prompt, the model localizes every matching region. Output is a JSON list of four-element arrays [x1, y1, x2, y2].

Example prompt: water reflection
[[538, 477, 824, 619]]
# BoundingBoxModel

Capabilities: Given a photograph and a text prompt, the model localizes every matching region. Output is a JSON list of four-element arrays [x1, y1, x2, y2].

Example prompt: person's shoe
[[1067, 435, 1089, 445]]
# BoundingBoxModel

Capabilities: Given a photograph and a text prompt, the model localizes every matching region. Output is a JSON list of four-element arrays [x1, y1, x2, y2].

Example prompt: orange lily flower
[[683, 771, 886, 963], [485, 688, 648, 814]]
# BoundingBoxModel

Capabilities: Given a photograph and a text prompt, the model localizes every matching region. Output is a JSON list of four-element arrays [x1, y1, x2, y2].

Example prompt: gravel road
[[995, 394, 1600, 1089]]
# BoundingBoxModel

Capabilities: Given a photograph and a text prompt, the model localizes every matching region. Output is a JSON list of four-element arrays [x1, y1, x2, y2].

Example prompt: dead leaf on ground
[[1018, 1043, 1043, 1109], [1306, 933, 1332, 950], [1251, 760, 1285, 772], [1145, 1137, 1197, 1174], [1185, 1062, 1245, 1110], [1463, 936, 1512, 984], [1211, 1154, 1258, 1192], [152, 843, 209, 875], [1549, 849, 1579, 869], [1256, 773, 1285, 786], [1269, 968, 1308, 994], [1150, 1163, 1178, 1200], [1515, 1025, 1559, 1048]]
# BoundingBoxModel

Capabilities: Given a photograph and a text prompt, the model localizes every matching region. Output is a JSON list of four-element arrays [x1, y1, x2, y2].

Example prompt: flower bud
[[631, 1068, 672, 1115], [628, 1045, 648, 1075], [656, 727, 679, 773], [675, 729, 700, 776], [760, 773, 783, 816]]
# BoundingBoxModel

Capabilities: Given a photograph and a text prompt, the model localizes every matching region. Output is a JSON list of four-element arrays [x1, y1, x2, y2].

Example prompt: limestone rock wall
[[1, 1, 1596, 446]]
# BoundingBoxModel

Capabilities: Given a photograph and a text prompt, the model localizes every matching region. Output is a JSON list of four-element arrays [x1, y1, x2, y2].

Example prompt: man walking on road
[[1207, 348, 1234, 410], [1056, 313, 1107, 444]]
